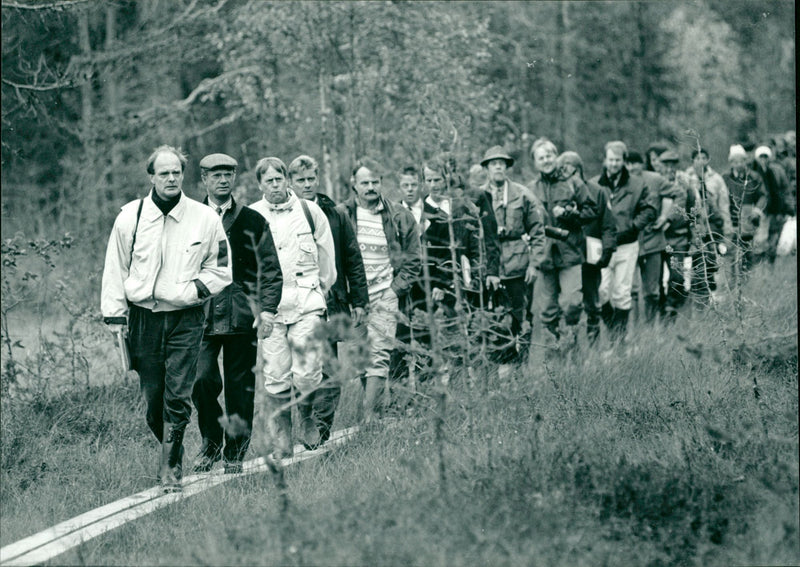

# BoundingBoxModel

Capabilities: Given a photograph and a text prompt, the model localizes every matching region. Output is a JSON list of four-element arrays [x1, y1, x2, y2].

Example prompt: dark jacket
[[418, 198, 482, 291], [753, 161, 792, 215], [340, 195, 421, 298], [484, 179, 547, 277], [593, 167, 657, 246], [530, 172, 598, 270], [313, 193, 369, 316], [464, 187, 501, 280], [636, 170, 674, 255], [203, 197, 282, 335], [582, 178, 617, 260], [723, 169, 766, 236], [664, 174, 695, 252]]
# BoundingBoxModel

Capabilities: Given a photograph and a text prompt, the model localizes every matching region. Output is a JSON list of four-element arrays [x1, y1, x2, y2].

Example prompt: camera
[[544, 226, 569, 241]]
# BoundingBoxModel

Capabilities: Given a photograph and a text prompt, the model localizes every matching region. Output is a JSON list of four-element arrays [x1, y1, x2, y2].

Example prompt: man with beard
[[288, 155, 368, 444], [191, 153, 283, 474], [250, 157, 336, 457], [102, 145, 232, 492]]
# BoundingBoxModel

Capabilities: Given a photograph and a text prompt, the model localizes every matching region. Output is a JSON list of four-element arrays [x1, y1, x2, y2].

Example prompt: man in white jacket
[[250, 157, 336, 457], [101, 145, 232, 492]]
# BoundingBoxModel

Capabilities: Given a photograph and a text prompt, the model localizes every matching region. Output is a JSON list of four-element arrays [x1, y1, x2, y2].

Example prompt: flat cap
[[480, 145, 514, 167], [754, 145, 772, 158], [658, 150, 680, 163], [199, 153, 238, 170]]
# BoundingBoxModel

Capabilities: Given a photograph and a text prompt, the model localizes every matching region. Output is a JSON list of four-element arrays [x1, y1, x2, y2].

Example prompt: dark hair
[[691, 147, 709, 160], [626, 151, 644, 164], [422, 157, 447, 180], [351, 157, 383, 179], [146, 145, 188, 174], [645, 140, 671, 171], [399, 165, 419, 179]]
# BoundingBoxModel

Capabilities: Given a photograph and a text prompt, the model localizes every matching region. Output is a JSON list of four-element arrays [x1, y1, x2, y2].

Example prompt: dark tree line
[[1, 0, 795, 240]]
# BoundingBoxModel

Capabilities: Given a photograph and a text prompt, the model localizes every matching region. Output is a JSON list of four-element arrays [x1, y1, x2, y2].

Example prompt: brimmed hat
[[199, 153, 238, 170], [480, 146, 514, 167], [659, 150, 680, 163], [754, 145, 773, 159]]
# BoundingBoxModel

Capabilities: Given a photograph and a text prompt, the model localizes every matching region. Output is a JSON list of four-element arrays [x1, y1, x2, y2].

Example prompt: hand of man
[[485, 276, 501, 291], [552, 205, 565, 218], [431, 287, 445, 302], [254, 311, 276, 338], [524, 265, 538, 285], [352, 306, 366, 327], [596, 250, 614, 269], [653, 216, 667, 230]]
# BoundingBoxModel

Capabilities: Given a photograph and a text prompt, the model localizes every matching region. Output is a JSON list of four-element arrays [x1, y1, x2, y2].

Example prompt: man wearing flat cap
[[191, 153, 283, 474], [480, 145, 545, 364]]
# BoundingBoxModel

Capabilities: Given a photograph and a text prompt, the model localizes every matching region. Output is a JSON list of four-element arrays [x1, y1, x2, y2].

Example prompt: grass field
[[1, 257, 797, 566]]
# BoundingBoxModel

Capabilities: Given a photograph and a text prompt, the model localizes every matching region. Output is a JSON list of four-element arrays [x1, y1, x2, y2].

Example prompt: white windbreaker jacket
[[101, 192, 232, 319], [249, 193, 336, 325]]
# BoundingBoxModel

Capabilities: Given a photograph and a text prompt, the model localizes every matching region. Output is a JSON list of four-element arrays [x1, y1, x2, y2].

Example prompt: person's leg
[[558, 264, 583, 350], [537, 269, 562, 347], [128, 306, 167, 442], [191, 335, 224, 471], [598, 253, 617, 331], [609, 242, 639, 342], [503, 276, 530, 360], [261, 322, 294, 459], [313, 339, 340, 444], [582, 263, 602, 344], [221, 332, 258, 468], [639, 251, 663, 323], [362, 288, 398, 421], [161, 306, 206, 490], [287, 314, 325, 447]]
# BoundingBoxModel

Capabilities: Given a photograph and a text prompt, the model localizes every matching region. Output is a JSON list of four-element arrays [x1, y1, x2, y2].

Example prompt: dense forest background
[[1, 0, 795, 244]]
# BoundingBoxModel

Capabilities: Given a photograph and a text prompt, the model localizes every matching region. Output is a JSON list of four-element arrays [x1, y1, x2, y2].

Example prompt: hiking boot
[[159, 425, 185, 493], [266, 391, 293, 460], [296, 393, 321, 451], [192, 439, 221, 473]]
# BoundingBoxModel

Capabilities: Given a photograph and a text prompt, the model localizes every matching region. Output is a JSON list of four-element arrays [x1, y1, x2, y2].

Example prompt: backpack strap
[[299, 198, 316, 240], [129, 198, 144, 267]]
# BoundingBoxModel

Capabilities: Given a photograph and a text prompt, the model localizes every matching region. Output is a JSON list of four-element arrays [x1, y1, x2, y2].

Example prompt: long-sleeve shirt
[[101, 191, 232, 320], [250, 192, 336, 325]]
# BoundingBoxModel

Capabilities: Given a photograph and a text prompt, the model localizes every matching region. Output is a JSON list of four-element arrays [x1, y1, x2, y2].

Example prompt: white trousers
[[599, 241, 640, 310], [261, 313, 324, 396]]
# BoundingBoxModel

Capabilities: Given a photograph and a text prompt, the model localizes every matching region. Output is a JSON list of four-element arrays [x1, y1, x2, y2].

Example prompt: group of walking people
[[101, 132, 795, 492]]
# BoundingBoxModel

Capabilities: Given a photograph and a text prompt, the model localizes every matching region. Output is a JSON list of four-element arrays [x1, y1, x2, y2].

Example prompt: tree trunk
[[105, 3, 121, 193]]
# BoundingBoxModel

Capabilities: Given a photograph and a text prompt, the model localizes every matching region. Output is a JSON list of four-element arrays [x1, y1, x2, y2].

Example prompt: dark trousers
[[128, 304, 205, 441], [638, 251, 665, 321], [663, 250, 689, 317], [691, 236, 719, 301], [582, 263, 602, 332], [192, 332, 257, 462]]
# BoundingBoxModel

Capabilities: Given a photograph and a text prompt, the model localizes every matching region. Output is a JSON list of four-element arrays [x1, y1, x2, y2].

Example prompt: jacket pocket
[[231, 283, 256, 330], [177, 242, 203, 283], [296, 233, 317, 268]]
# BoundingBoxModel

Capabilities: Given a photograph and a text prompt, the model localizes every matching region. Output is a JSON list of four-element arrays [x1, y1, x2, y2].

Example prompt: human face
[[353, 166, 381, 208], [150, 152, 184, 200], [626, 162, 644, 176], [533, 146, 557, 175], [756, 154, 770, 170], [259, 166, 290, 204], [423, 167, 446, 201], [729, 155, 748, 174], [604, 149, 625, 177], [692, 153, 709, 176], [291, 167, 319, 201], [399, 174, 421, 205], [203, 169, 235, 206], [648, 151, 665, 175], [485, 159, 508, 185]]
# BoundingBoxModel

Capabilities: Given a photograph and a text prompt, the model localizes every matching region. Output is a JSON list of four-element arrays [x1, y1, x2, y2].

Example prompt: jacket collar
[[145, 190, 187, 222], [598, 167, 629, 192]]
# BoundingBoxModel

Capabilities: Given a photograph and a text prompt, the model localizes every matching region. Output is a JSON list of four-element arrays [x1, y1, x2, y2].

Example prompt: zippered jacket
[[250, 192, 336, 325], [203, 197, 283, 335], [101, 191, 232, 321], [340, 195, 421, 298], [592, 167, 656, 246]]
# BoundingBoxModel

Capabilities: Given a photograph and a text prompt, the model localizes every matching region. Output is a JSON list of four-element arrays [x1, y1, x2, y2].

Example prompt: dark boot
[[313, 379, 341, 445], [159, 425, 184, 493], [601, 302, 615, 331], [630, 292, 639, 324], [265, 391, 293, 461], [611, 309, 630, 343], [192, 438, 221, 473], [643, 296, 660, 324], [296, 393, 321, 451]]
